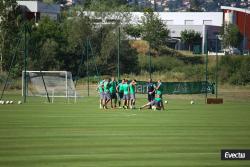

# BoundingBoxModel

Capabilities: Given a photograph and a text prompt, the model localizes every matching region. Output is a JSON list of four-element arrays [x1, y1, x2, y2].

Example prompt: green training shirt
[[155, 97, 162, 102], [123, 83, 129, 95], [98, 80, 104, 93], [118, 83, 124, 93], [104, 81, 110, 93], [156, 82, 163, 95], [130, 84, 135, 94], [109, 81, 117, 93]]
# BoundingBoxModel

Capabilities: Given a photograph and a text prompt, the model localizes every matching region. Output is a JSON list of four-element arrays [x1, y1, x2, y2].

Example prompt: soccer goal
[[22, 71, 77, 98]]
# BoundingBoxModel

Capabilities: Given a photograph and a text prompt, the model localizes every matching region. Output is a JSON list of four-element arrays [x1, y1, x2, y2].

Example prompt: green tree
[[86, 0, 130, 11], [189, 0, 202, 12], [0, 0, 21, 73], [222, 23, 243, 48], [140, 10, 170, 52], [75, 1, 137, 75], [90, 23, 139, 75], [29, 17, 65, 71], [60, 15, 93, 76], [39, 39, 60, 70], [181, 29, 201, 51], [124, 25, 141, 39]]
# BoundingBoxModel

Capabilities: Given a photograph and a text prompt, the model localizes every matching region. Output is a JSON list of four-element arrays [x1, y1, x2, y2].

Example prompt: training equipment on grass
[[9, 101, 13, 104], [164, 100, 168, 104], [190, 100, 194, 104], [18, 101, 22, 104], [22, 71, 77, 98]]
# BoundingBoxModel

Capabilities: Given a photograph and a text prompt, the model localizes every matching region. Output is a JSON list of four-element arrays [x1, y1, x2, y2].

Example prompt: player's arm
[[150, 84, 156, 94], [151, 87, 155, 94], [156, 84, 160, 90], [116, 84, 119, 93]]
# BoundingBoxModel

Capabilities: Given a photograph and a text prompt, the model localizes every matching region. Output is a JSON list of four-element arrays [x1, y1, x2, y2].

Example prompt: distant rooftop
[[221, 6, 250, 14], [17, 1, 60, 14]]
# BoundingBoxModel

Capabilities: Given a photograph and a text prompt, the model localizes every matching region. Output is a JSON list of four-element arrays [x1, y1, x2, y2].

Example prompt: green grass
[[0, 96, 250, 167]]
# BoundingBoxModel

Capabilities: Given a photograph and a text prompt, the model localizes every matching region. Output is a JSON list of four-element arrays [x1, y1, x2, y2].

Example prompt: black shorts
[[148, 93, 155, 102], [118, 92, 123, 99], [111, 93, 117, 99]]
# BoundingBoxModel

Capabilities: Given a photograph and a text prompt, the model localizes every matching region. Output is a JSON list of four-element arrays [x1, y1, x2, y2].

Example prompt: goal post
[[22, 71, 77, 98]]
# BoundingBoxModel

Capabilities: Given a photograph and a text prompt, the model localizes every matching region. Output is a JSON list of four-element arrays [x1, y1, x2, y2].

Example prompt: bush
[[159, 47, 204, 64], [152, 56, 184, 72], [239, 58, 250, 84], [173, 64, 205, 81], [219, 56, 250, 85]]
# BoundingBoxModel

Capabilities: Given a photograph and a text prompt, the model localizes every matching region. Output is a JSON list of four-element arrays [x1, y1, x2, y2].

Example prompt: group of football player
[[97, 77, 165, 110]]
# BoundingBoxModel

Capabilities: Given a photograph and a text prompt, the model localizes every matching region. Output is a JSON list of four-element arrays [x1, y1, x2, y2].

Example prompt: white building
[[17, 1, 60, 21], [81, 11, 223, 53], [131, 12, 223, 53]]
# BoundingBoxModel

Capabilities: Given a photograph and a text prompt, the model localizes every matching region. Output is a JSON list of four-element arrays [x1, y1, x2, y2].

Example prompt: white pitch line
[[127, 114, 137, 117]]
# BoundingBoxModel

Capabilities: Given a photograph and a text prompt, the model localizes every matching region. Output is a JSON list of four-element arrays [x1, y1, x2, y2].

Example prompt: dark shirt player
[[147, 79, 155, 108]]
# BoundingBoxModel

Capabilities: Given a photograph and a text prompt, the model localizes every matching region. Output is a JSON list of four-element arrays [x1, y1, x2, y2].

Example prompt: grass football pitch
[[0, 96, 250, 167]]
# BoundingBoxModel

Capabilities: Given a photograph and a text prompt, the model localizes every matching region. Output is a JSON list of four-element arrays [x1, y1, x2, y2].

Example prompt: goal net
[[22, 71, 76, 97]]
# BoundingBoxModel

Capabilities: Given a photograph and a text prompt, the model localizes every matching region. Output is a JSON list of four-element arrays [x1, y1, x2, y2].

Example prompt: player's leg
[[160, 101, 165, 110], [118, 92, 121, 107], [123, 94, 130, 109], [117, 92, 120, 107], [104, 93, 111, 109], [130, 94, 135, 109], [147, 93, 151, 108], [118, 92, 123, 108], [147, 93, 154, 109], [110, 93, 117, 109], [133, 94, 136, 108], [102, 93, 107, 109], [114, 93, 117, 108], [123, 94, 127, 109], [127, 94, 130, 108], [100, 92, 104, 109], [110, 94, 113, 108], [130, 95, 133, 109], [160, 94, 164, 110], [140, 101, 154, 110]]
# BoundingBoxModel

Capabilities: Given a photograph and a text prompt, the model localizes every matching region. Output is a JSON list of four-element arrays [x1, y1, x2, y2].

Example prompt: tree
[[61, 15, 93, 76], [29, 17, 66, 71], [0, 0, 21, 73], [189, 0, 202, 12], [86, 0, 130, 11], [181, 29, 201, 51], [140, 10, 170, 52], [221, 23, 243, 49], [39, 39, 60, 70], [124, 25, 141, 39]]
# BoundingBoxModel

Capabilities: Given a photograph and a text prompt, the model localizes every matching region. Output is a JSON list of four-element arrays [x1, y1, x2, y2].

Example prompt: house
[[78, 11, 223, 54], [131, 12, 223, 53], [221, 6, 250, 52], [17, 1, 60, 21]]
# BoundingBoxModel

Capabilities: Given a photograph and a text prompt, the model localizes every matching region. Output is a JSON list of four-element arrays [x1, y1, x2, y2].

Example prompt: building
[[221, 6, 250, 52], [66, 0, 80, 6], [17, 1, 60, 21], [82, 11, 223, 54], [130, 12, 223, 53], [128, 0, 171, 11]]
